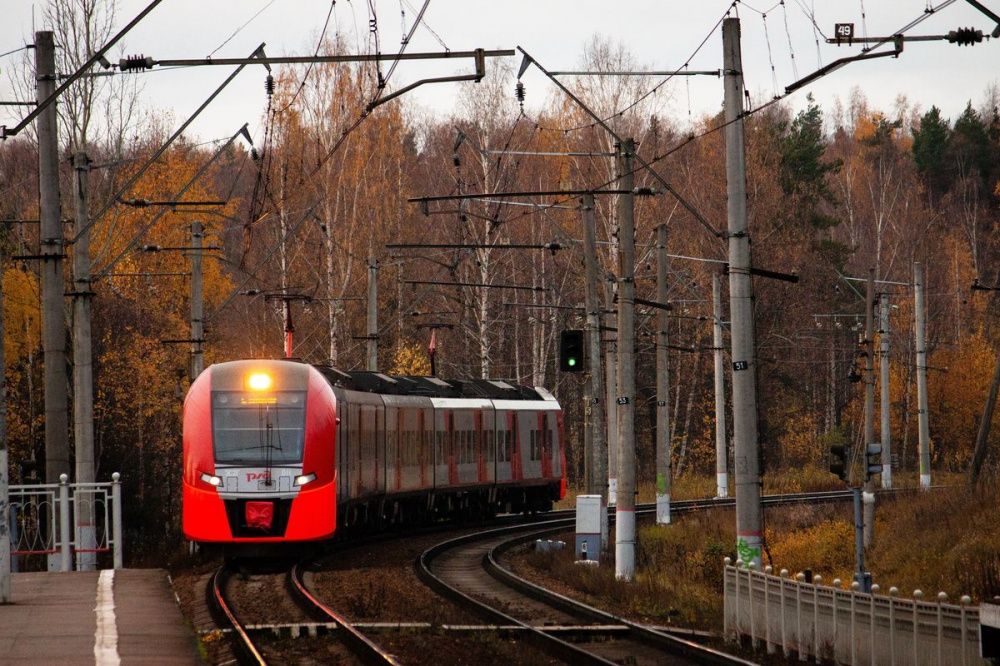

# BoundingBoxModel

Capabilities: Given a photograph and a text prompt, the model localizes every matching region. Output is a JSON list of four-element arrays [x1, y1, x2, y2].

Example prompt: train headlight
[[246, 372, 273, 392], [200, 472, 223, 487], [293, 472, 316, 487]]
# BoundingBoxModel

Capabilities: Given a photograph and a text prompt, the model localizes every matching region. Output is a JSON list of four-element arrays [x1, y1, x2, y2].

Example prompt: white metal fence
[[7, 472, 122, 571], [723, 559, 986, 665]]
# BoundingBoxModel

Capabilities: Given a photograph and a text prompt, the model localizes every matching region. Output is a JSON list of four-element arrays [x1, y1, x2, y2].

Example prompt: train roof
[[312, 364, 549, 401]]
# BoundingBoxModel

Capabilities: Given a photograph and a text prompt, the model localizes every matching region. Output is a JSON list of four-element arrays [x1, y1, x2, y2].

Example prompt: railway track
[[416, 488, 879, 665], [202, 487, 911, 664], [207, 561, 400, 665]]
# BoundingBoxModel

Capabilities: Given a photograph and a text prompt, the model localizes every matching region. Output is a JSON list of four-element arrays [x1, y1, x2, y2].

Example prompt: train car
[[182, 359, 565, 552]]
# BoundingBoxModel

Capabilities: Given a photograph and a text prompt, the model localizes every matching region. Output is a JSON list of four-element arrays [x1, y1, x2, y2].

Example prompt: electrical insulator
[[265, 74, 275, 97], [119, 54, 153, 71], [515, 81, 525, 103], [250, 148, 260, 161], [947, 27, 984, 45]]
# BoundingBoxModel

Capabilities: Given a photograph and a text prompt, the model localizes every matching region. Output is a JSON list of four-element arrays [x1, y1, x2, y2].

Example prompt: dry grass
[[532, 477, 1000, 633], [769, 483, 1000, 601]]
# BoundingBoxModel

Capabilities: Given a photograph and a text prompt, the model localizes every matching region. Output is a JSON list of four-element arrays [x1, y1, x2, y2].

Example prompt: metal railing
[[7, 473, 122, 571], [723, 559, 985, 665]]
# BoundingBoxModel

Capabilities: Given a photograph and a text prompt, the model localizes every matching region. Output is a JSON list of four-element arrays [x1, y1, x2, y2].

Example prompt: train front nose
[[209, 363, 310, 540]]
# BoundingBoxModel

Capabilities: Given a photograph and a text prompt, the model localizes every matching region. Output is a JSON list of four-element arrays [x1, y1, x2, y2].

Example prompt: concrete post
[[581, 194, 608, 547], [723, 17, 763, 568], [879, 292, 892, 489], [604, 282, 618, 507], [0, 243, 8, 600], [72, 152, 96, 571], [367, 254, 378, 371], [655, 224, 671, 525], [190, 221, 204, 381], [863, 269, 876, 548], [37, 31, 70, 572], [614, 138, 637, 581], [914, 262, 931, 489], [713, 273, 729, 498]]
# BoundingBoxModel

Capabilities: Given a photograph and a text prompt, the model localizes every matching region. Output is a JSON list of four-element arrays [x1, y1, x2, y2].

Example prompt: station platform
[[0, 569, 200, 665]]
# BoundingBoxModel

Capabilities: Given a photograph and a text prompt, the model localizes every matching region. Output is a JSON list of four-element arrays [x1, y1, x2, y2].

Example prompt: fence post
[[960, 595, 971, 666], [764, 565, 774, 654], [779, 568, 789, 656], [889, 587, 898, 666], [59, 474, 71, 572], [914, 590, 924, 666], [112, 473, 122, 569], [748, 562, 758, 649], [724, 558, 732, 638], [937, 592, 948, 666], [734, 558, 742, 641], [795, 572, 806, 661], [851, 581, 860, 666], [813, 575, 823, 660], [832, 579, 842, 662], [870, 584, 880, 666]]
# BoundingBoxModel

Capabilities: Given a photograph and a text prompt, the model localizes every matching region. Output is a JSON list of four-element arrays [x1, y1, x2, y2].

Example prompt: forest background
[[2, 2, 1000, 562]]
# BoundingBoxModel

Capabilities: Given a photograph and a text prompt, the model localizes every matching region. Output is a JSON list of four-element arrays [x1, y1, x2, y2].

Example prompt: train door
[[419, 407, 430, 489], [511, 410, 523, 481], [538, 411, 552, 480], [335, 392, 349, 505], [348, 401, 361, 499], [432, 406, 447, 490], [447, 411, 458, 486], [385, 404, 400, 493]]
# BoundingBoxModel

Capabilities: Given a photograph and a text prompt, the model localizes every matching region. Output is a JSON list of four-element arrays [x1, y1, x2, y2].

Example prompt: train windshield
[[211, 391, 307, 464]]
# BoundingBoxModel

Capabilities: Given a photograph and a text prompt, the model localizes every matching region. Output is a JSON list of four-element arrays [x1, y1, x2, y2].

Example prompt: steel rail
[[416, 519, 620, 665], [288, 561, 401, 665], [208, 565, 268, 666]]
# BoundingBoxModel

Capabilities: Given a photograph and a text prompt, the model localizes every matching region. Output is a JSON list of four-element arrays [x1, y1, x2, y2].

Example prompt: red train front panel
[[182, 360, 337, 543]]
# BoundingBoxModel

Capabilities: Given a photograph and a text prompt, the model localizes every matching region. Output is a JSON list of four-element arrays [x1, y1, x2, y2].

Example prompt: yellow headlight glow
[[246, 372, 273, 392]]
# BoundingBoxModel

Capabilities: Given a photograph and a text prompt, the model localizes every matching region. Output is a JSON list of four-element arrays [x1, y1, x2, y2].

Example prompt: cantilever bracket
[[785, 36, 903, 95], [369, 49, 487, 111]]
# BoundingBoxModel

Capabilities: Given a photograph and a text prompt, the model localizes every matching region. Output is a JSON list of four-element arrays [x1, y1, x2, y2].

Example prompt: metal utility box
[[575, 494, 602, 564]]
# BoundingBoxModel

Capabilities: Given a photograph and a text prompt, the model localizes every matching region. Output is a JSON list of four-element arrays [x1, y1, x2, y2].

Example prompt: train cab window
[[212, 391, 307, 464]]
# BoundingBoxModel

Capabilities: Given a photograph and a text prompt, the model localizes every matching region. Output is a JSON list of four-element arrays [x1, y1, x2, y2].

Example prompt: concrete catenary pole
[[367, 254, 378, 371], [863, 269, 876, 548], [914, 262, 931, 489], [190, 221, 205, 381], [0, 240, 8, 600], [72, 152, 96, 571], [879, 292, 892, 489], [614, 138, 638, 581], [655, 224, 671, 525], [37, 32, 70, 571], [723, 18, 763, 568], [581, 194, 608, 547], [713, 273, 729, 498], [38, 32, 68, 477], [604, 281, 618, 507]]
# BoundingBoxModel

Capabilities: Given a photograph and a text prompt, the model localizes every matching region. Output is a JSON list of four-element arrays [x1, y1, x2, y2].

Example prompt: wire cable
[[521, 2, 733, 135], [780, 1, 799, 80], [207, 0, 277, 58]]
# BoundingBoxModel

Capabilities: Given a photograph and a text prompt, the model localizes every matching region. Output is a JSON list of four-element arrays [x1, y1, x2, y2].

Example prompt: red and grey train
[[182, 359, 565, 551]]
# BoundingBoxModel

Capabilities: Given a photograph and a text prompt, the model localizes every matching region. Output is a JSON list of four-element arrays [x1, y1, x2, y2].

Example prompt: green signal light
[[567, 358, 576, 366]]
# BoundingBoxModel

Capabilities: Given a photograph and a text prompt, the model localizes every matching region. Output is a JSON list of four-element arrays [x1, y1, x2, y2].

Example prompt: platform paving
[[0, 569, 201, 665]]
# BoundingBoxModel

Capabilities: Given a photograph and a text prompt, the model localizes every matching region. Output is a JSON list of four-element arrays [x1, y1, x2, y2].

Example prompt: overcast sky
[[2, 0, 998, 145]]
